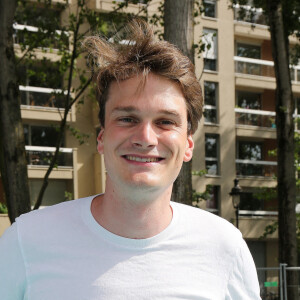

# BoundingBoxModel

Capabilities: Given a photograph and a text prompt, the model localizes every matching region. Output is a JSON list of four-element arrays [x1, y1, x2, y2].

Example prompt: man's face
[[97, 73, 194, 192]]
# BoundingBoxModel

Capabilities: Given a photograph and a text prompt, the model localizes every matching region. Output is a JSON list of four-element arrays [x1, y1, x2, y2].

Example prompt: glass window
[[237, 141, 263, 176], [240, 191, 264, 210], [24, 124, 62, 147], [205, 134, 219, 175], [203, 0, 216, 18], [204, 81, 218, 123], [17, 60, 62, 89], [15, 5, 61, 29], [203, 28, 218, 71], [238, 141, 262, 160], [236, 43, 261, 59], [237, 91, 261, 109], [205, 185, 219, 214]]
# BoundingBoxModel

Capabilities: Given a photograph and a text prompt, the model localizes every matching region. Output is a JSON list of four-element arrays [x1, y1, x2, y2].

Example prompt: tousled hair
[[83, 19, 203, 134]]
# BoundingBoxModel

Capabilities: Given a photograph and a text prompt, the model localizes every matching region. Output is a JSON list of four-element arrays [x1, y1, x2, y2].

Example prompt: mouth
[[123, 155, 164, 163]]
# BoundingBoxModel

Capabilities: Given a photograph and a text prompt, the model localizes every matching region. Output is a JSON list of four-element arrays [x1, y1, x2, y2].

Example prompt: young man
[[0, 20, 261, 299]]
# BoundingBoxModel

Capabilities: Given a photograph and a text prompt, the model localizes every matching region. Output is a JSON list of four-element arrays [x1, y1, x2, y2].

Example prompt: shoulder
[[171, 201, 243, 251], [17, 196, 92, 223], [15, 196, 94, 242]]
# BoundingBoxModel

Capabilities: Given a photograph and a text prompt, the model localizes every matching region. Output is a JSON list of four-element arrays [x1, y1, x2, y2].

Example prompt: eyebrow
[[111, 106, 182, 118]]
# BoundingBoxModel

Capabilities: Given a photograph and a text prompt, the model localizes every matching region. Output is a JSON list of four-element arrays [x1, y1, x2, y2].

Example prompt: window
[[29, 179, 71, 207], [203, 28, 218, 71], [15, 5, 61, 29], [240, 191, 264, 211], [205, 185, 219, 214], [233, 3, 266, 26], [205, 134, 219, 175], [237, 91, 261, 109], [236, 43, 261, 59], [239, 187, 277, 213], [204, 82, 218, 124], [17, 61, 65, 108], [17, 61, 62, 89], [237, 141, 264, 176], [203, 0, 217, 18], [238, 141, 262, 161], [24, 124, 62, 147], [236, 91, 264, 126]]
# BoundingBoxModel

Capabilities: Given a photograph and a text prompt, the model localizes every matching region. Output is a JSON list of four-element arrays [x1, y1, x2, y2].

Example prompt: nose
[[130, 122, 158, 148]]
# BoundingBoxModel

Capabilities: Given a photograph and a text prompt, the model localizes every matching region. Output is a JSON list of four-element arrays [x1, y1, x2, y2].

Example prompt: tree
[[0, 0, 153, 222], [0, 0, 31, 223], [267, 1, 298, 298], [233, 0, 300, 298], [164, 0, 195, 206]]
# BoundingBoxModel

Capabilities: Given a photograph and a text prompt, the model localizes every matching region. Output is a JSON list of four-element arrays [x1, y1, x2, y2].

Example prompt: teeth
[[125, 156, 160, 162]]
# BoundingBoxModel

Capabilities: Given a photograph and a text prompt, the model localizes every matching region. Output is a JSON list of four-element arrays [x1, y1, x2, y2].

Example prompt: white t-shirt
[[0, 196, 261, 299]]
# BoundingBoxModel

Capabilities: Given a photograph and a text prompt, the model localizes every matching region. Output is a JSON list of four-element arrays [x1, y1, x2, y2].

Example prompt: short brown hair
[[83, 19, 203, 134]]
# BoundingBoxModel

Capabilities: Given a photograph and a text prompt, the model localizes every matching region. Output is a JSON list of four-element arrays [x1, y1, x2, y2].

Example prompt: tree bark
[[164, 0, 195, 205], [266, 0, 298, 298], [0, 0, 31, 223]]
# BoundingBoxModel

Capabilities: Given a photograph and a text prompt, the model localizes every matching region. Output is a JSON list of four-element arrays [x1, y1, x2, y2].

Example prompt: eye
[[156, 119, 176, 127], [118, 117, 138, 124]]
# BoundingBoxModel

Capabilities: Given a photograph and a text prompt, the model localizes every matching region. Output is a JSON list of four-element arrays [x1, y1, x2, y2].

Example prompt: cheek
[[160, 132, 187, 155]]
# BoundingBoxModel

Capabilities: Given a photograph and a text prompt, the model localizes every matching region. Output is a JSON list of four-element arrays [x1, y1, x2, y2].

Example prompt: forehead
[[106, 73, 187, 112]]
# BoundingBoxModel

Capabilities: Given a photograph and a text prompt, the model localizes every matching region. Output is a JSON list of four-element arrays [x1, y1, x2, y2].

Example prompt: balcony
[[20, 86, 75, 122], [13, 23, 69, 51], [236, 159, 277, 178], [26, 146, 76, 180], [235, 56, 300, 84], [233, 5, 267, 27], [235, 108, 276, 128], [234, 56, 275, 78], [26, 145, 73, 167]]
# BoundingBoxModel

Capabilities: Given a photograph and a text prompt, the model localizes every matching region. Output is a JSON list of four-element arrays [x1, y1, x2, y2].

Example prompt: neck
[[91, 179, 173, 239]]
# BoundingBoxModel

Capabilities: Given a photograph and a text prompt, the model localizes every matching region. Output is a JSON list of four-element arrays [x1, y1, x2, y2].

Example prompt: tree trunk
[[164, 0, 194, 205], [0, 0, 31, 223], [266, 1, 298, 298]]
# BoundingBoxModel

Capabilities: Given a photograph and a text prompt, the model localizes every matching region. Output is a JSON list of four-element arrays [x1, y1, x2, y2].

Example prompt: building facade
[[1, 0, 300, 292]]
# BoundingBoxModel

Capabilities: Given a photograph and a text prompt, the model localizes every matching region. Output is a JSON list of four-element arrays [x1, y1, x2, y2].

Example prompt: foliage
[[192, 184, 213, 205], [0, 203, 8, 214], [64, 191, 73, 202], [13, 0, 136, 210]]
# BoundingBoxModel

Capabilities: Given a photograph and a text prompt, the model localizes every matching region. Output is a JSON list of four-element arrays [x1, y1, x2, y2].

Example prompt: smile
[[124, 155, 162, 163]]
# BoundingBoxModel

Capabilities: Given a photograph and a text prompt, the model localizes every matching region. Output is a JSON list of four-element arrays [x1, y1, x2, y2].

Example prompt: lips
[[123, 155, 163, 163]]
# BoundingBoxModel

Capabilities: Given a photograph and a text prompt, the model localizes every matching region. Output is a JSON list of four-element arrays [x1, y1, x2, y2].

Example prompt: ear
[[97, 129, 104, 154], [183, 135, 194, 162]]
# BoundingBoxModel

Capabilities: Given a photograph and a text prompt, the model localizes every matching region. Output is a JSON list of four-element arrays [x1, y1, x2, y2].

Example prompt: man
[[0, 20, 261, 299]]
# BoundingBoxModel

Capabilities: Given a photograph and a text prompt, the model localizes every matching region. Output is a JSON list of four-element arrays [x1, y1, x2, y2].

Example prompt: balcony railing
[[236, 159, 277, 178], [20, 86, 67, 109], [233, 4, 267, 26], [205, 157, 218, 175], [239, 210, 278, 217], [235, 108, 276, 128], [234, 56, 275, 78], [25, 146, 73, 167], [13, 23, 69, 50], [235, 56, 300, 83], [204, 105, 217, 124], [291, 66, 300, 83]]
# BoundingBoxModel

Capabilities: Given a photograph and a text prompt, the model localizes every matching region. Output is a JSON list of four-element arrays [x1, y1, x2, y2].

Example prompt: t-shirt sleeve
[[0, 222, 27, 300], [225, 238, 261, 300]]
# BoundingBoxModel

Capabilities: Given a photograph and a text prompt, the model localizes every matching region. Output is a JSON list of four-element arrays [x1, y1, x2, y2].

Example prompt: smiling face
[[97, 73, 194, 194]]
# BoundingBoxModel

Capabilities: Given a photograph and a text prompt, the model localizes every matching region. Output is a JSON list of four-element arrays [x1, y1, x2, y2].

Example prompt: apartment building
[[1, 0, 300, 290], [192, 0, 299, 292]]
